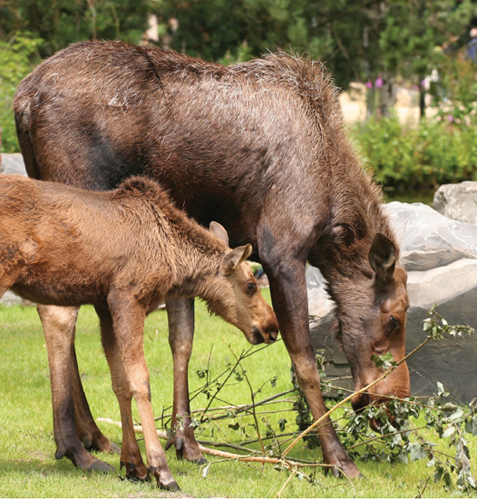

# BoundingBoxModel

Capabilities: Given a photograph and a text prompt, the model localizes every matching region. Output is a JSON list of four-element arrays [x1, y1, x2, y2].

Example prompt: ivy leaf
[[448, 408, 464, 423], [442, 426, 456, 439], [437, 382, 450, 398], [166, 427, 175, 440], [371, 352, 396, 371], [409, 442, 427, 461]]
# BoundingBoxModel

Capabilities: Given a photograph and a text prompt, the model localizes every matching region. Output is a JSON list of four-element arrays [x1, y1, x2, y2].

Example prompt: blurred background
[[2, 0, 477, 199]]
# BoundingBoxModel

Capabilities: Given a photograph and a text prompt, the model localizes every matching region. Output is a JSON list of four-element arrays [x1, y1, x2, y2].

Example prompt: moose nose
[[268, 330, 278, 343], [351, 392, 370, 413]]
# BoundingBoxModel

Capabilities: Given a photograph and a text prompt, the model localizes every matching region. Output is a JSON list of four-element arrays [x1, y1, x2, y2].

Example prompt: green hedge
[[0, 34, 42, 153], [351, 115, 477, 190]]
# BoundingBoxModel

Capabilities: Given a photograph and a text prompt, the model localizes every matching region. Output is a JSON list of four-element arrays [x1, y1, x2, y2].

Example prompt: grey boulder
[[0, 153, 27, 176], [433, 181, 477, 224]]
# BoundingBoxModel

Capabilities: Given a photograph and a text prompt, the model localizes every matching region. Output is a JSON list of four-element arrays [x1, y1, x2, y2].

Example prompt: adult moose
[[14, 40, 410, 479], [0, 173, 278, 489]]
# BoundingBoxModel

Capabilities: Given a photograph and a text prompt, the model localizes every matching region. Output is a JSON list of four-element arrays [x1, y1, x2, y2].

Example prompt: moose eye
[[389, 315, 399, 331], [247, 282, 257, 295]]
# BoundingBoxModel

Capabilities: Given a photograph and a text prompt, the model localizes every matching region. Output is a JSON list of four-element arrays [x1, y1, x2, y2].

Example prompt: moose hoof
[[83, 437, 93, 449], [55, 448, 67, 460], [86, 458, 116, 473], [83, 435, 120, 455], [173, 435, 206, 464], [327, 462, 362, 480], [106, 441, 121, 455]]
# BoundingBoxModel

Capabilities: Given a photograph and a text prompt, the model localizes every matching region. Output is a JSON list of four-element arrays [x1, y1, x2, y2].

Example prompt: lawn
[[1, 293, 476, 498]]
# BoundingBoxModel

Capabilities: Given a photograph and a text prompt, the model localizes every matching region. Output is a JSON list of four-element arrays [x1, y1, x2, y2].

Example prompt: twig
[[230, 346, 266, 455], [98, 417, 333, 469], [275, 468, 296, 498], [199, 350, 246, 423], [154, 391, 297, 422]]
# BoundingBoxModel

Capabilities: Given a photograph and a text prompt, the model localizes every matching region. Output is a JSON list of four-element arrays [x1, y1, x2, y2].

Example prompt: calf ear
[[210, 221, 229, 246], [221, 244, 253, 276], [369, 233, 397, 286]]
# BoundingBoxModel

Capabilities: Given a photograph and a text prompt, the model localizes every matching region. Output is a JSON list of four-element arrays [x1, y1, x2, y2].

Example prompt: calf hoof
[[160, 480, 180, 491], [150, 467, 181, 491], [121, 460, 150, 482], [86, 458, 116, 474]]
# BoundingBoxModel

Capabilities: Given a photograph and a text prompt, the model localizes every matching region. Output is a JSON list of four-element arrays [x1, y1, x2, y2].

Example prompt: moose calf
[[0, 174, 278, 490]]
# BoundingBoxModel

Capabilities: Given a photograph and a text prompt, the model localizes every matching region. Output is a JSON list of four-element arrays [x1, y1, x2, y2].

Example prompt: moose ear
[[369, 233, 397, 286], [221, 244, 253, 276], [210, 221, 229, 246]]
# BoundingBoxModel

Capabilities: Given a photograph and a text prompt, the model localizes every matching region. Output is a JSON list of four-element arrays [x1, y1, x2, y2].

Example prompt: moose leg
[[70, 347, 120, 455], [37, 304, 114, 472], [258, 253, 361, 479], [108, 294, 179, 490], [95, 306, 149, 480], [165, 298, 206, 464]]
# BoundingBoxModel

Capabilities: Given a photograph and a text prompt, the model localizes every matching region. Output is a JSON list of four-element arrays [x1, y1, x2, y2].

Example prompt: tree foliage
[[0, 0, 153, 57], [155, 0, 477, 89]]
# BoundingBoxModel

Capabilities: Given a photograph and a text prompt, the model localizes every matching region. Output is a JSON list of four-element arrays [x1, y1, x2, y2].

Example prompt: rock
[[0, 154, 30, 306], [0, 153, 27, 176], [1, 290, 26, 306], [433, 181, 477, 224], [308, 202, 477, 403]]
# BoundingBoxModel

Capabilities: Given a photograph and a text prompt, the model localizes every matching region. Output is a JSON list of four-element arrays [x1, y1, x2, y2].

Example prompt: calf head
[[206, 222, 279, 345], [337, 233, 410, 420]]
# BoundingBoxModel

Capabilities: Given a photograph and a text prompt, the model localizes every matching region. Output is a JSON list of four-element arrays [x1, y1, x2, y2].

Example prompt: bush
[[351, 114, 477, 191], [0, 33, 42, 153]]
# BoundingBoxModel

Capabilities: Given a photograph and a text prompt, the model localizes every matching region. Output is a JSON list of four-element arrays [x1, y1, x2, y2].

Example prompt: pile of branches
[[100, 306, 476, 496]]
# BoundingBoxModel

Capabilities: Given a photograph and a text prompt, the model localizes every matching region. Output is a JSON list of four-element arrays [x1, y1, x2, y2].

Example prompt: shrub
[[351, 114, 477, 191], [0, 33, 42, 153]]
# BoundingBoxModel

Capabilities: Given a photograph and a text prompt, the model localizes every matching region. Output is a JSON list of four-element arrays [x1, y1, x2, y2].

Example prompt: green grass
[[1, 294, 476, 497]]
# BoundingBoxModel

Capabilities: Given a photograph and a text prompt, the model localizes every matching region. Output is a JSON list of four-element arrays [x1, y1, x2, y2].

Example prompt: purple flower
[[375, 77, 383, 88], [447, 114, 454, 122], [366, 80, 373, 89]]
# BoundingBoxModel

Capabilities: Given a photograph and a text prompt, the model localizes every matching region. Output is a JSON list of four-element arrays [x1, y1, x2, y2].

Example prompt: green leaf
[[442, 426, 456, 439], [410, 442, 427, 461]]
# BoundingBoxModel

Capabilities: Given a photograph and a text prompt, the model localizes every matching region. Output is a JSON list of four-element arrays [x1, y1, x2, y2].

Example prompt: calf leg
[[258, 252, 361, 479], [108, 294, 179, 490], [165, 298, 206, 464], [37, 304, 114, 472], [95, 307, 149, 480]]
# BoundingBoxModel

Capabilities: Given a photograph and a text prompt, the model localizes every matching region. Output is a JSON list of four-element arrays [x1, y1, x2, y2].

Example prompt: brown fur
[[0, 174, 278, 489], [13, 41, 410, 478]]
